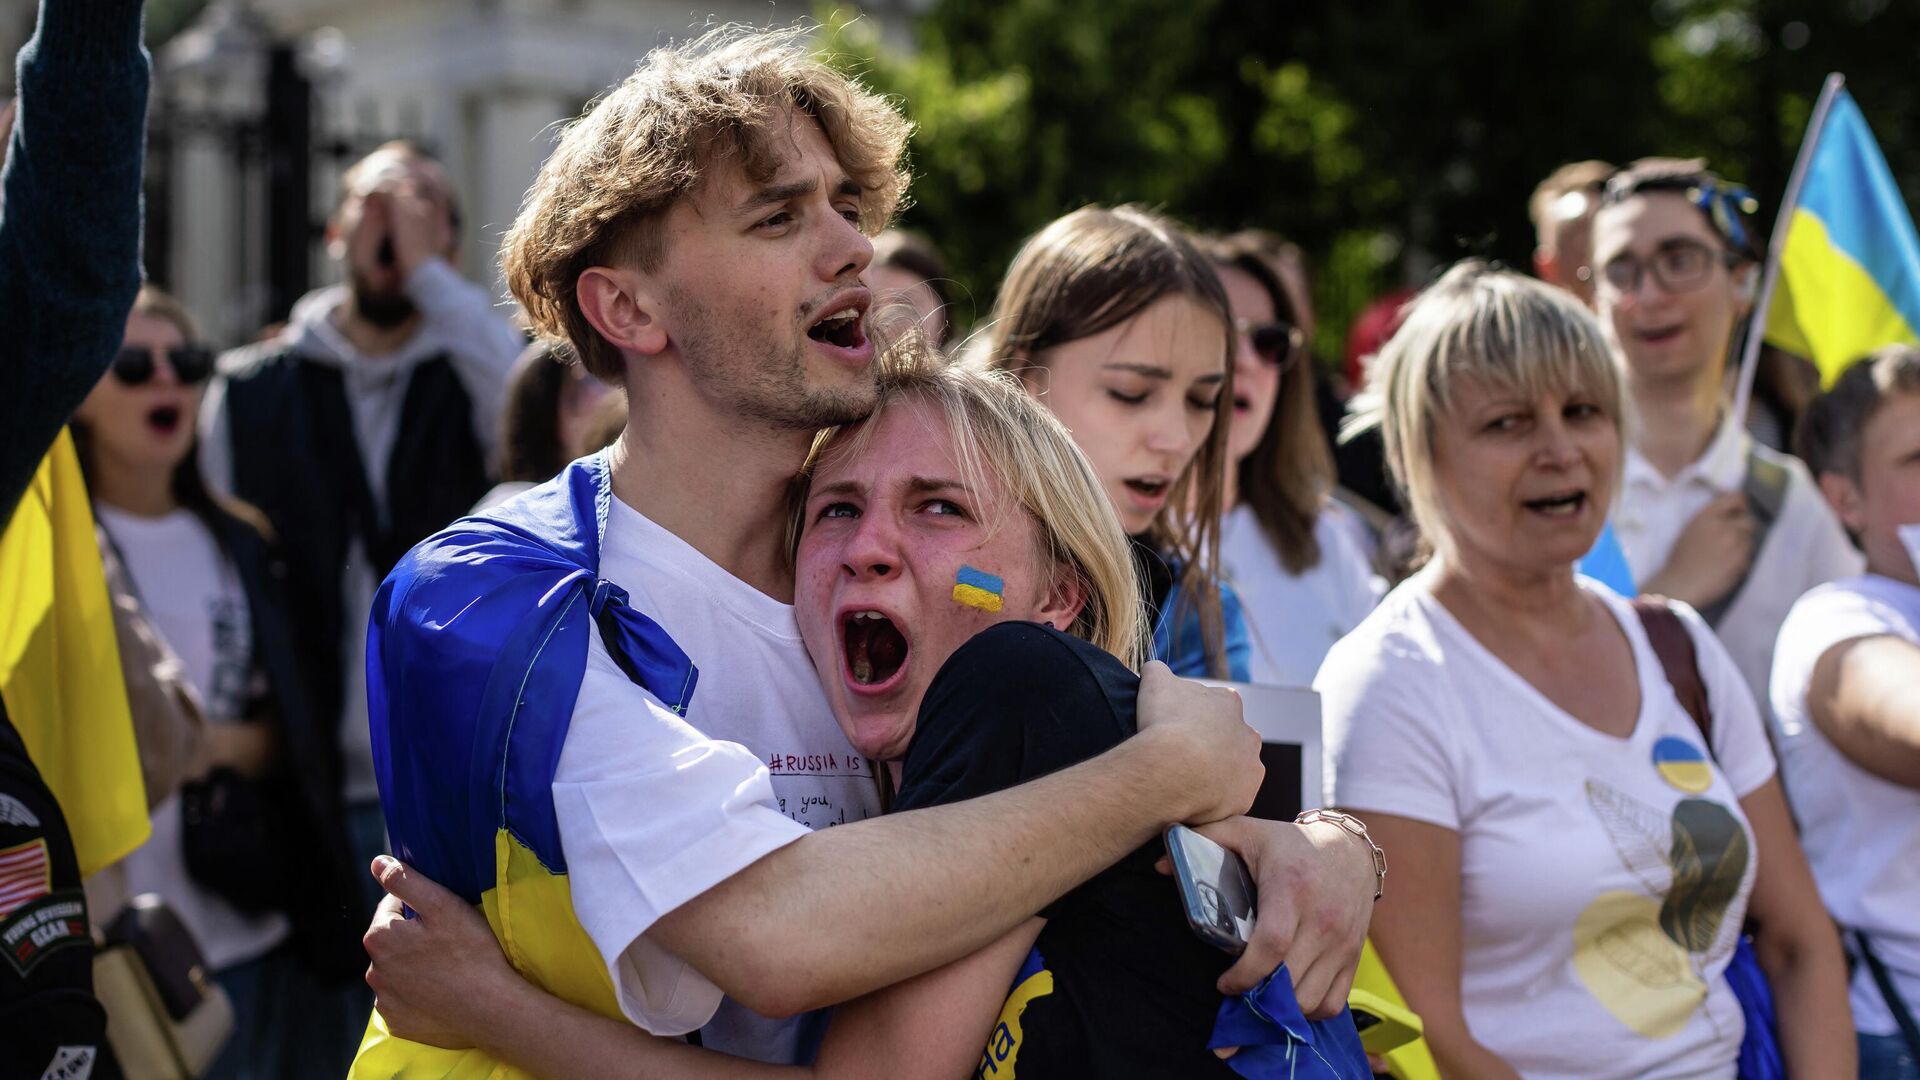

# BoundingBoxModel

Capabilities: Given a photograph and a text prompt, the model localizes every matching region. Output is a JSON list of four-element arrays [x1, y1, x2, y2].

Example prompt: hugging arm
[[646, 661, 1259, 1018], [369, 857, 1038, 1080]]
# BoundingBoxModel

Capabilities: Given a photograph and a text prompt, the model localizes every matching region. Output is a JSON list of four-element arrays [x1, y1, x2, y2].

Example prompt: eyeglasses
[[1235, 317, 1306, 370], [1585, 237, 1741, 297], [111, 345, 215, 386]]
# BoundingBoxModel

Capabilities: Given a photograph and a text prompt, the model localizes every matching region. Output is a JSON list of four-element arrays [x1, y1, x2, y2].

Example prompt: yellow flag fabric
[[0, 429, 148, 876], [1354, 938, 1439, 1080], [1763, 89, 1920, 384]]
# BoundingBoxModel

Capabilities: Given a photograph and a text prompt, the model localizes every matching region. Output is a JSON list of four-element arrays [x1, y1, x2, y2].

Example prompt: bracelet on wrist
[[1295, 808, 1387, 902]]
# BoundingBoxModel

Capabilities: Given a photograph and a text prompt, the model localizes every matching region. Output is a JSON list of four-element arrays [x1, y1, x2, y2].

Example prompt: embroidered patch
[[952, 566, 1005, 613], [1, 889, 88, 978], [40, 1045, 97, 1080], [0, 794, 40, 828], [0, 838, 51, 918]]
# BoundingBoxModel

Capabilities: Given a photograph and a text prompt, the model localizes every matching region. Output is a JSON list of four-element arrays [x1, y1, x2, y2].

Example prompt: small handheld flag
[[1737, 75, 1920, 419], [952, 566, 1004, 613]]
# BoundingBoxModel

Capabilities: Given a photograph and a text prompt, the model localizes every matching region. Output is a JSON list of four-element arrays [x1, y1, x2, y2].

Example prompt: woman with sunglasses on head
[[1201, 234, 1381, 688], [1589, 159, 1861, 713], [72, 286, 364, 1080], [975, 205, 1250, 680]]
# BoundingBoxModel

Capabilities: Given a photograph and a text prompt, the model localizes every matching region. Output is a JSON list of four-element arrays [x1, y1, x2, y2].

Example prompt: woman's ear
[[1038, 565, 1089, 633], [578, 266, 669, 361]]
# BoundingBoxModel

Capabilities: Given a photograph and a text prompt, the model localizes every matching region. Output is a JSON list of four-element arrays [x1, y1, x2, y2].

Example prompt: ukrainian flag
[[0, 430, 148, 877], [1765, 84, 1920, 384]]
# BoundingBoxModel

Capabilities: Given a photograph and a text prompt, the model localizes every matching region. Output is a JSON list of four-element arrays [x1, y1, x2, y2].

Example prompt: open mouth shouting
[[146, 404, 184, 437], [842, 608, 911, 694], [807, 291, 874, 365], [1522, 489, 1589, 518]]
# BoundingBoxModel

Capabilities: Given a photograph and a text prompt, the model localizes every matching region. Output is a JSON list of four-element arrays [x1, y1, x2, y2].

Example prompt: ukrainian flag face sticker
[[952, 565, 1005, 613], [1651, 736, 1713, 794]]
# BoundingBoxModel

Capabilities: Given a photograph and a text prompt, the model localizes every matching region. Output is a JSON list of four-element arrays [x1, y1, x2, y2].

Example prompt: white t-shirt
[[1318, 572, 1775, 1080], [95, 506, 290, 972], [1615, 418, 1863, 715], [555, 496, 883, 1064], [1769, 574, 1920, 1036], [1220, 504, 1381, 688]]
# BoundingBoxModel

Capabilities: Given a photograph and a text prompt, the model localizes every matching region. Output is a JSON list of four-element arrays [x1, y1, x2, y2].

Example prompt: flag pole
[[1731, 72, 1847, 426]]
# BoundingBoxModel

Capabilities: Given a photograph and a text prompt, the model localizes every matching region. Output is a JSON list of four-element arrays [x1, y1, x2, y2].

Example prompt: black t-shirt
[[894, 621, 1235, 1078]]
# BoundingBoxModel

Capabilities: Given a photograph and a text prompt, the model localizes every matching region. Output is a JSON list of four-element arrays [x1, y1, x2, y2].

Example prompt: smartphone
[[1346, 987, 1424, 1056], [1165, 824, 1257, 954]]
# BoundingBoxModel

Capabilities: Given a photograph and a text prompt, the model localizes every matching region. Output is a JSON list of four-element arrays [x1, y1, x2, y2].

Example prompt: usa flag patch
[[0, 839, 51, 919]]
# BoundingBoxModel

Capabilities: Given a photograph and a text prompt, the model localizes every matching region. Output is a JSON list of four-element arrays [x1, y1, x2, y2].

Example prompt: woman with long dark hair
[[1202, 233, 1380, 687], [72, 286, 363, 1078]]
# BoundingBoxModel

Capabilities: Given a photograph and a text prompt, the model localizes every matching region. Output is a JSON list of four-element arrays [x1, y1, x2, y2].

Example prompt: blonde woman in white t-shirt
[[1317, 261, 1851, 1079], [1200, 234, 1381, 689], [1771, 346, 1920, 1078]]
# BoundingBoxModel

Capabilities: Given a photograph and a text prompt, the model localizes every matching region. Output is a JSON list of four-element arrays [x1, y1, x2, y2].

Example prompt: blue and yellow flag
[[0, 430, 148, 877], [1765, 86, 1920, 384]]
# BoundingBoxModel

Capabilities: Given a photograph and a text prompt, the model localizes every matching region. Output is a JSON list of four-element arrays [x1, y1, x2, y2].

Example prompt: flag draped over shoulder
[[1764, 88, 1920, 384], [0, 430, 147, 877]]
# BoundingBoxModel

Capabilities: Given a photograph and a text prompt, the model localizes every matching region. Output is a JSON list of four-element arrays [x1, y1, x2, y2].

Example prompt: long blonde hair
[[793, 345, 1147, 668], [973, 205, 1234, 675]]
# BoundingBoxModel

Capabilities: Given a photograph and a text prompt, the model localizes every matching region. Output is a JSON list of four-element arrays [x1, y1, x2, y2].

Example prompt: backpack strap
[[1696, 447, 1791, 628], [1856, 929, 1920, 1058], [1631, 597, 1714, 749]]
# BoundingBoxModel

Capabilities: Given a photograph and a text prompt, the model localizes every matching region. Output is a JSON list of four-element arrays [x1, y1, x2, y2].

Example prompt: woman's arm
[[1361, 813, 1523, 1080], [808, 919, 1042, 1080], [369, 857, 1037, 1080], [1737, 778, 1856, 1077]]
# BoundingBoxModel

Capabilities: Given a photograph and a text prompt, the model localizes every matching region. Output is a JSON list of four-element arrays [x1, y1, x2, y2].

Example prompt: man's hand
[[364, 856, 517, 1050], [377, 179, 454, 279], [1134, 661, 1262, 823], [1644, 492, 1755, 609], [1196, 815, 1374, 1016]]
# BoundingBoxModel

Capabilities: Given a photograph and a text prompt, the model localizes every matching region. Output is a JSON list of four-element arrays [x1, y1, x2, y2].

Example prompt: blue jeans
[[1862, 1032, 1920, 1080], [205, 943, 350, 1080]]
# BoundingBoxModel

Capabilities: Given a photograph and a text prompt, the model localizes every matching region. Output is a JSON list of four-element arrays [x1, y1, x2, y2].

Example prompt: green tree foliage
[[827, 0, 1920, 356]]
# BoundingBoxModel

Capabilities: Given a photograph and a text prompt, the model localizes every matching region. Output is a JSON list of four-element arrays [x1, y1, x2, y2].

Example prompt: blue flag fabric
[[1765, 86, 1920, 385], [1209, 968, 1372, 1079], [1578, 521, 1637, 597], [367, 452, 697, 904]]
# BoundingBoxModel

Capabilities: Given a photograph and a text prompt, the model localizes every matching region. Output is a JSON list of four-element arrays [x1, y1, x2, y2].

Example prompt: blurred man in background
[[196, 140, 522, 1051], [1530, 159, 1614, 309]]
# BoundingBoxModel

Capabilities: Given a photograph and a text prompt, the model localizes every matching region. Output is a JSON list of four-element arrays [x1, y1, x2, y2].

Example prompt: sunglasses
[[1235, 317, 1306, 370], [111, 345, 215, 386]]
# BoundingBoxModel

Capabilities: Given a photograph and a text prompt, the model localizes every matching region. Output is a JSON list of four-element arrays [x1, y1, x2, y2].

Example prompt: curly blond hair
[[500, 26, 912, 383]]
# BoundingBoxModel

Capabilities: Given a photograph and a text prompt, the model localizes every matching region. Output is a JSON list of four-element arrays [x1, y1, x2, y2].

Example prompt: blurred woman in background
[[1202, 233, 1379, 687]]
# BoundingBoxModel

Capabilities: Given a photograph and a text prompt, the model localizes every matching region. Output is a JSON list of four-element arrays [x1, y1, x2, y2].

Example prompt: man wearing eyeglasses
[[196, 140, 524, 1003], [1589, 157, 1862, 712]]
